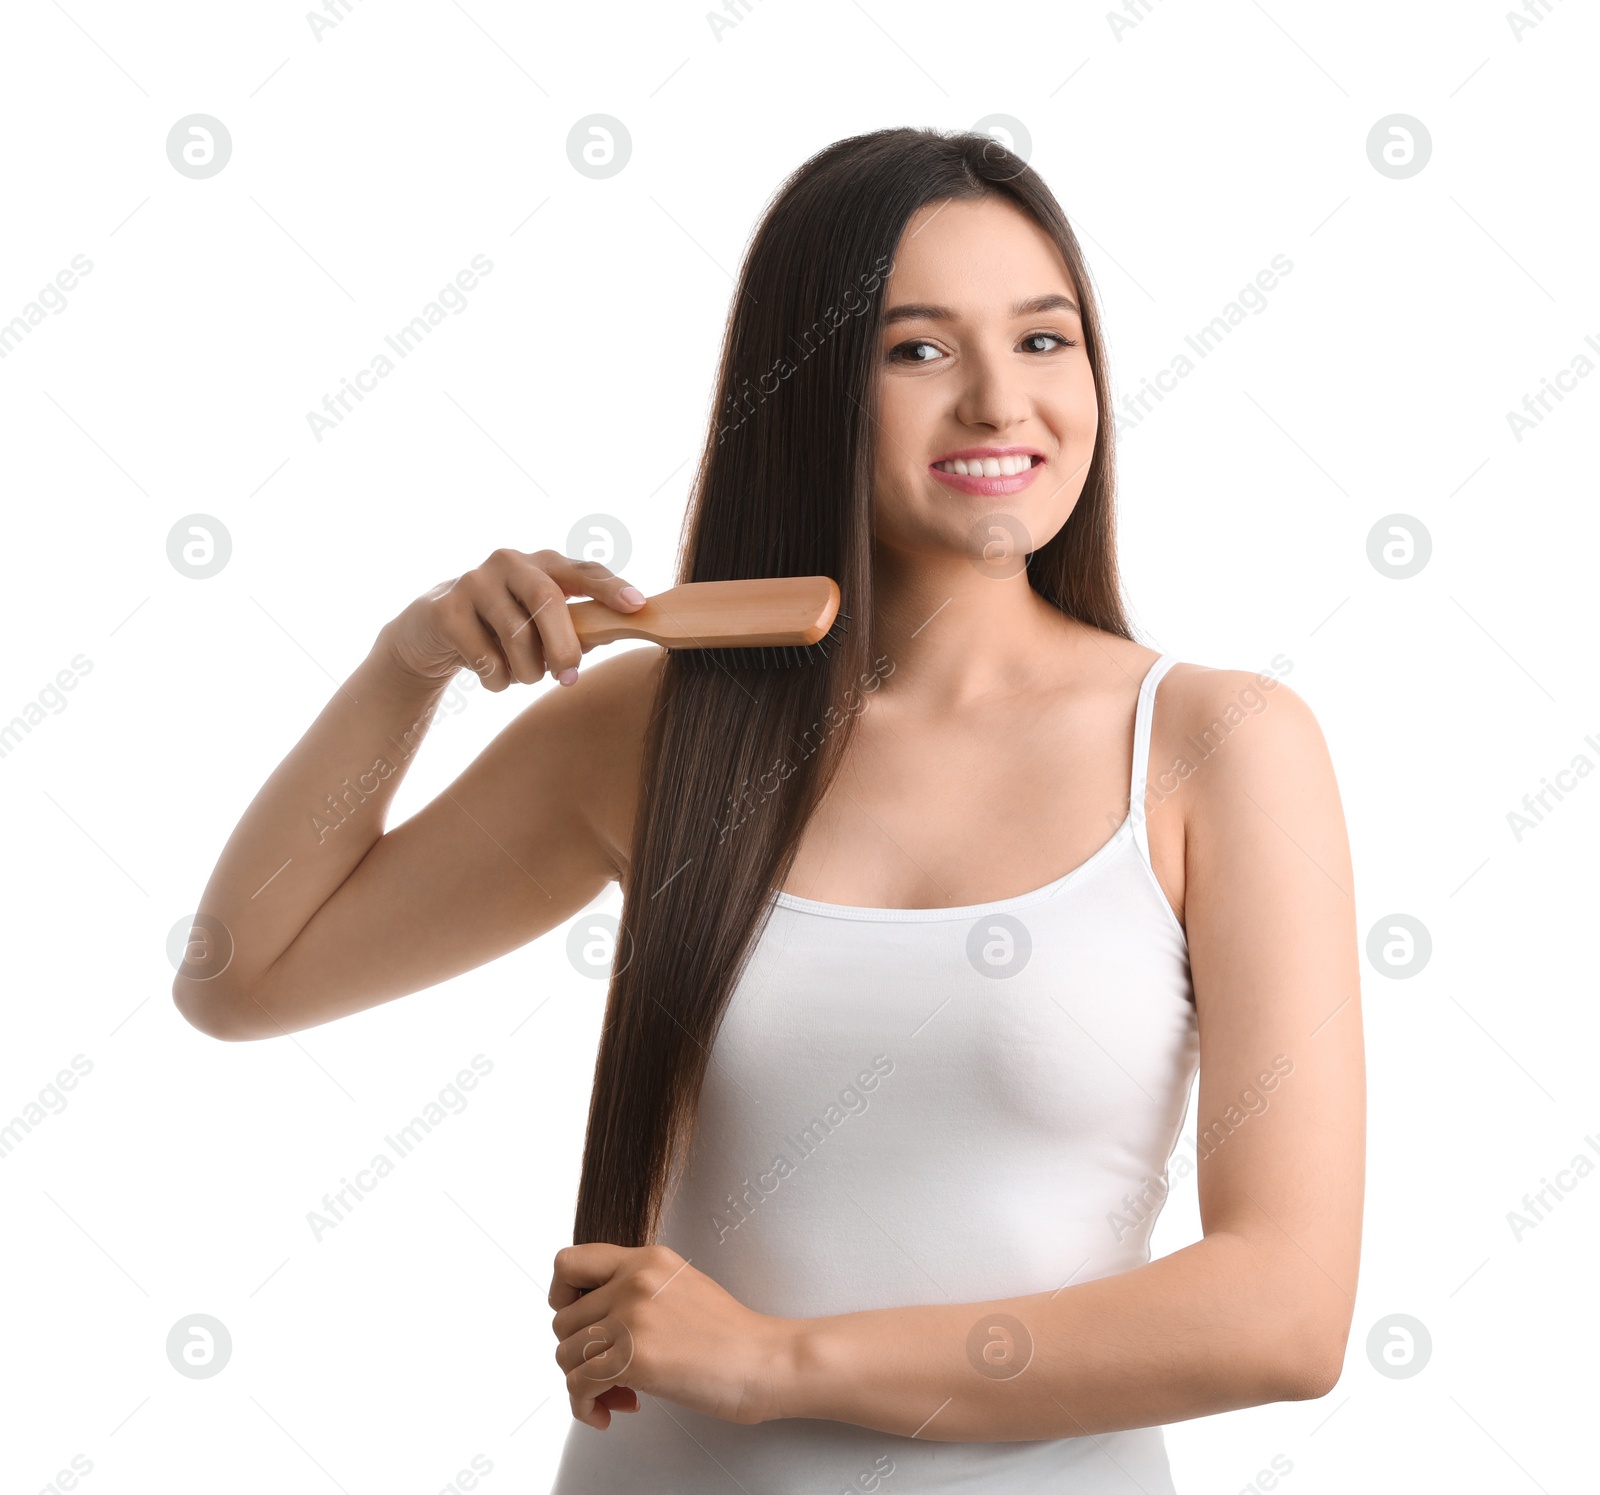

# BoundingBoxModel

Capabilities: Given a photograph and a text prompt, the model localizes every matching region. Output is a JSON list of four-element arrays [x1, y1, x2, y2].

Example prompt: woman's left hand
[[550, 1243, 800, 1430]]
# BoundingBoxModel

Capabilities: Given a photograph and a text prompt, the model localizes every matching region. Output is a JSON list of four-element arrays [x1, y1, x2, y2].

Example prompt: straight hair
[[573, 126, 1132, 1248]]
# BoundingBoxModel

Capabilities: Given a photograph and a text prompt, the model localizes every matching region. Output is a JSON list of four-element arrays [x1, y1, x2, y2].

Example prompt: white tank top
[[552, 653, 1199, 1494]]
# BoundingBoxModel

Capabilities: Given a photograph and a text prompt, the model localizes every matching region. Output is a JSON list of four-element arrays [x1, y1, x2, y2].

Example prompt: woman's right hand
[[378, 548, 647, 691]]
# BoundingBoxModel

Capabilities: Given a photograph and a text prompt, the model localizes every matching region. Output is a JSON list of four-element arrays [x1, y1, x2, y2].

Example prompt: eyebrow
[[882, 292, 1080, 327]]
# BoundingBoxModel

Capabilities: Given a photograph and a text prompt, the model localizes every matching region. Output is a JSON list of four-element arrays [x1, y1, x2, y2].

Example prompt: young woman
[[176, 128, 1364, 1493]]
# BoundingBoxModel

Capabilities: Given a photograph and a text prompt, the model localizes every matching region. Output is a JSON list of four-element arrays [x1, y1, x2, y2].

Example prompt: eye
[[886, 338, 943, 364], [1021, 331, 1077, 353]]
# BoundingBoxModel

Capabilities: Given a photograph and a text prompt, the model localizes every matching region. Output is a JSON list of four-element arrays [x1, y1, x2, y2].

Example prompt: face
[[871, 195, 1098, 562]]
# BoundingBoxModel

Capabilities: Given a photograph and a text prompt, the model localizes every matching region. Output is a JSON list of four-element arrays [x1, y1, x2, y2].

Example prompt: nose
[[952, 340, 1030, 432]]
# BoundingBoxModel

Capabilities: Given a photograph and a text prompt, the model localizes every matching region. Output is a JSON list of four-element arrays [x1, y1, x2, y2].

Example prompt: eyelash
[[886, 331, 1079, 364]]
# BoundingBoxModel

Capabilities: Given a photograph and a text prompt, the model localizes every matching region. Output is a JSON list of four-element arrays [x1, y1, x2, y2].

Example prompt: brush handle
[[568, 577, 840, 650]]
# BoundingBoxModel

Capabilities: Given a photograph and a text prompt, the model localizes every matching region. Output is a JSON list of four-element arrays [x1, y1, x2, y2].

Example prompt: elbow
[[172, 980, 255, 1042], [1266, 1320, 1350, 1403], [1275, 1351, 1344, 1402], [1235, 1239, 1355, 1404]]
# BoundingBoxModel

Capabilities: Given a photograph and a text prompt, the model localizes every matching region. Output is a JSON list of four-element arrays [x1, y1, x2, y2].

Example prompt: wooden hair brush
[[567, 576, 849, 669]]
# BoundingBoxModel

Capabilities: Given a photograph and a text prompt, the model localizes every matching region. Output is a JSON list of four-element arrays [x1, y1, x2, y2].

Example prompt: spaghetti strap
[[1130, 653, 1180, 868]]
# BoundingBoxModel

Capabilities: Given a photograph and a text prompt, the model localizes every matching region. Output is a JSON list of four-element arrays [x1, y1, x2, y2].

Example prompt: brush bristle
[[672, 612, 851, 671]]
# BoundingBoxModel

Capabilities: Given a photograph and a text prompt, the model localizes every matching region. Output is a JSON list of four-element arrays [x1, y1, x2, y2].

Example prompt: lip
[[927, 446, 1046, 496]]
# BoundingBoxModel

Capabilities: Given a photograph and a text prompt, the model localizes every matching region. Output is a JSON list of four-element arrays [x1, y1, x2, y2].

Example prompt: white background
[[2, 1, 1596, 1491]]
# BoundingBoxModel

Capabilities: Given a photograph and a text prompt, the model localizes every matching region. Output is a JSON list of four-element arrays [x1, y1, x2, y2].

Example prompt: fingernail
[[558, 667, 579, 686], [619, 586, 645, 606]]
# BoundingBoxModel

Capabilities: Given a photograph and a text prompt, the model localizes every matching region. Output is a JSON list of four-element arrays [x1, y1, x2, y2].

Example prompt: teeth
[[936, 454, 1034, 476]]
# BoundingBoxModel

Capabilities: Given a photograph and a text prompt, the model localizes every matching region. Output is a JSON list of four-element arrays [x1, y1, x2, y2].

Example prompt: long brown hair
[[573, 126, 1133, 1247]]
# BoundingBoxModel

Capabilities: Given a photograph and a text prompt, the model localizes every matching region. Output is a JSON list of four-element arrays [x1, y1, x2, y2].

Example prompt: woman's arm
[[776, 672, 1365, 1438], [551, 670, 1365, 1438], [173, 552, 661, 1040]]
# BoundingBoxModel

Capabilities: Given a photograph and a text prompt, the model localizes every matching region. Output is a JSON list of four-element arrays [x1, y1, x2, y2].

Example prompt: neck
[[866, 540, 1090, 713]]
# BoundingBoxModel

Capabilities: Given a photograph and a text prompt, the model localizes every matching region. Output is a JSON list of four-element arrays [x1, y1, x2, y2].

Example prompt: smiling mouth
[[927, 453, 1047, 496], [931, 454, 1043, 477]]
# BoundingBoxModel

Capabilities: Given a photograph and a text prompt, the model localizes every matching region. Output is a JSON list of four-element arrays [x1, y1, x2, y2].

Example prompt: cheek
[[871, 386, 937, 509], [1057, 363, 1099, 430], [873, 380, 926, 465]]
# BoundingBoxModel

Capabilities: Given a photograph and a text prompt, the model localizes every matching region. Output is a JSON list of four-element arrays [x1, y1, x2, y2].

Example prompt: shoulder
[[1154, 656, 1348, 874], [1154, 655, 1326, 770]]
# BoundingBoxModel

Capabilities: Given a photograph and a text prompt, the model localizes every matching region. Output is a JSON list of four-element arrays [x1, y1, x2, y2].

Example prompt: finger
[[597, 1386, 639, 1414], [477, 583, 549, 687], [565, 1331, 632, 1417], [516, 566, 585, 685], [536, 552, 647, 613], [507, 572, 578, 685], [463, 554, 554, 686], [437, 591, 514, 692], [551, 1281, 615, 1342], [555, 1317, 635, 1381], [527, 554, 647, 682], [570, 1389, 606, 1431], [571, 1377, 637, 1431], [566, 1346, 619, 1430], [549, 1243, 629, 1310]]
